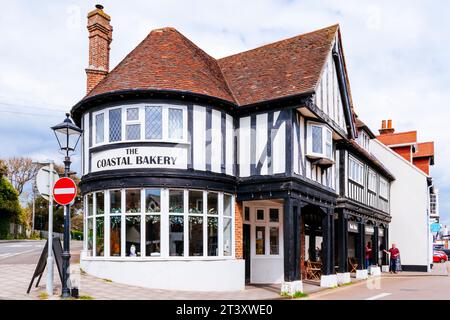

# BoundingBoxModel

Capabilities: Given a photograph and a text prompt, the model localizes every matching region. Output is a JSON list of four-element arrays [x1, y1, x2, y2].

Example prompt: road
[[0, 240, 82, 265], [310, 264, 450, 300]]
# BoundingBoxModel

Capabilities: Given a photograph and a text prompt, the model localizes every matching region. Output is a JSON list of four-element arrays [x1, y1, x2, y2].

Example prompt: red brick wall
[[413, 157, 430, 175], [391, 146, 412, 162], [235, 201, 243, 259], [86, 7, 112, 93]]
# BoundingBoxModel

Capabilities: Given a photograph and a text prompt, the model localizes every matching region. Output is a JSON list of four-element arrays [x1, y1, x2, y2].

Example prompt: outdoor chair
[[348, 257, 358, 273], [306, 260, 322, 280]]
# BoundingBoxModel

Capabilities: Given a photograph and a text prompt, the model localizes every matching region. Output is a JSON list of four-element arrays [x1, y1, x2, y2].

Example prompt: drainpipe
[[427, 183, 433, 272]]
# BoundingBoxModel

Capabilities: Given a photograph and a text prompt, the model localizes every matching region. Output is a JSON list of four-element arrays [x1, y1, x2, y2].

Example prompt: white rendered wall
[[371, 139, 430, 269], [81, 256, 245, 291]]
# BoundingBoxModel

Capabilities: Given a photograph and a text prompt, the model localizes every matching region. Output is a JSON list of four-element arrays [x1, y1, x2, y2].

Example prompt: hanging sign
[[365, 225, 375, 235], [348, 221, 359, 233], [378, 228, 384, 237], [91, 146, 188, 172]]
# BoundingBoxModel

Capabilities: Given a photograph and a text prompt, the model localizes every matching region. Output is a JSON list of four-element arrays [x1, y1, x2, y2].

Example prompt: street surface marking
[[365, 293, 391, 300], [0, 248, 38, 260]]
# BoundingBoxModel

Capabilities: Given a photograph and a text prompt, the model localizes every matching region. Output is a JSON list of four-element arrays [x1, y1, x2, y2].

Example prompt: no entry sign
[[53, 177, 77, 205]]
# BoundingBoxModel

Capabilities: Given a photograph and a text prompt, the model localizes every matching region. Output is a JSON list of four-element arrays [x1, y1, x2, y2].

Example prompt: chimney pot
[[387, 119, 393, 129], [381, 120, 386, 129], [95, 4, 104, 10]]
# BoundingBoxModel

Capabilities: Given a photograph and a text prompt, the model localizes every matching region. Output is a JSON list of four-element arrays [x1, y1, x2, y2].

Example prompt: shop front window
[[126, 216, 141, 257], [145, 189, 161, 213], [96, 192, 104, 215], [188, 190, 203, 214], [169, 215, 184, 256], [270, 227, 279, 255], [110, 215, 121, 257], [189, 216, 203, 256], [95, 217, 104, 256], [87, 194, 93, 216], [110, 190, 121, 214], [169, 189, 184, 213], [126, 189, 141, 213], [87, 218, 93, 252], [146, 215, 160, 256], [207, 217, 218, 256], [207, 192, 218, 215], [223, 217, 233, 256]]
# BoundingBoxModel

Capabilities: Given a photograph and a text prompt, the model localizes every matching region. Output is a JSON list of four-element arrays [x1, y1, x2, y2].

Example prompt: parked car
[[433, 244, 444, 251], [441, 249, 450, 259], [433, 251, 448, 263]]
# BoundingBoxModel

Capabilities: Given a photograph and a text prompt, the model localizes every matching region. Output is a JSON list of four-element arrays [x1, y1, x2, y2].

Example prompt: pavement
[[1, 240, 449, 300]]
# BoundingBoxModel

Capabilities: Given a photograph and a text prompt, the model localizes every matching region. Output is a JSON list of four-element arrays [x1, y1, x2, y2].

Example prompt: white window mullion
[[83, 195, 87, 251], [121, 189, 126, 257], [231, 195, 235, 258], [218, 192, 224, 257], [140, 188, 145, 258], [183, 189, 189, 257], [104, 190, 110, 257], [203, 191, 208, 257], [162, 107, 169, 141], [161, 188, 169, 258]]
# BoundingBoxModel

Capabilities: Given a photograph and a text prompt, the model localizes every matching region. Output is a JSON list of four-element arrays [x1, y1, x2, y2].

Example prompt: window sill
[[82, 256, 237, 262], [306, 154, 335, 169]]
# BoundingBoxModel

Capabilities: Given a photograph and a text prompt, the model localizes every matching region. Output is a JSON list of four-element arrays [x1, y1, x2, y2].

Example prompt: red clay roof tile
[[84, 25, 341, 107]]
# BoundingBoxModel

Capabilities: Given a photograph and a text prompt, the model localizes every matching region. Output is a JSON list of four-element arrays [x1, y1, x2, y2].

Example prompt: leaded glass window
[[145, 106, 162, 139], [168, 108, 183, 139], [126, 107, 139, 121], [109, 108, 122, 142], [95, 113, 104, 144], [126, 124, 141, 140], [312, 125, 323, 154]]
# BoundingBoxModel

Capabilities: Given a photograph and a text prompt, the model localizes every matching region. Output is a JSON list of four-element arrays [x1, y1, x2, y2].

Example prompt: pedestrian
[[383, 243, 400, 274], [365, 242, 372, 269]]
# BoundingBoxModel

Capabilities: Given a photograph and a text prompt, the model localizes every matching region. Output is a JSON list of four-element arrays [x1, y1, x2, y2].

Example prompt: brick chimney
[[85, 4, 112, 94], [379, 119, 395, 135]]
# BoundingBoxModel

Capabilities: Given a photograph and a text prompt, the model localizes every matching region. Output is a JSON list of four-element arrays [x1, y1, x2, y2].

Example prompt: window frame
[[379, 177, 389, 200], [253, 207, 282, 258], [368, 169, 377, 192], [306, 121, 334, 161], [348, 156, 364, 186], [90, 103, 188, 147]]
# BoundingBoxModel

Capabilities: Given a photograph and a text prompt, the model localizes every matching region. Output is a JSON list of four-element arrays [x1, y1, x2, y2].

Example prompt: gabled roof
[[86, 27, 236, 103], [217, 24, 339, 106], [355, 117, 376, 138], [376, 131, 417, 146], [82, 24, 341, 108], [414, 142, 434, 158]]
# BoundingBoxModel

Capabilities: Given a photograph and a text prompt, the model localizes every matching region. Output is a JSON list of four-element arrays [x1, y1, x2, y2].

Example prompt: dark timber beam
[[337, 210, 348, 273], [356, 219, 366, 270], [283, 197, 301, 282]]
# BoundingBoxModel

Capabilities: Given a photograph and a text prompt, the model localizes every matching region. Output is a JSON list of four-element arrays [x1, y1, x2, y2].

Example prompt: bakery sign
[[91, 146, 188, 172]]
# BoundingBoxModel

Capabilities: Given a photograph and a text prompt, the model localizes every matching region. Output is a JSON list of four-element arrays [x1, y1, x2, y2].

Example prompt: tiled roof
[[84, 25, 340, 107], [414, 142, 434, 158], [376, 131, 417, 146], [217, 24, 339, 106], [86, 28, 236, 103]]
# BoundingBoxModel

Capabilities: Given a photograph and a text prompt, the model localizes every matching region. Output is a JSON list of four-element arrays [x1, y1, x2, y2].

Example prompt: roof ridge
[[218, 24, 339, 61]]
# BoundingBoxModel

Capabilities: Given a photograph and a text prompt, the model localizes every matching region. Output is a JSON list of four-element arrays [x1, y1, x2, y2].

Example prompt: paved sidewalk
[[2, 262, 446, 300], [0, 263, 326, 300]]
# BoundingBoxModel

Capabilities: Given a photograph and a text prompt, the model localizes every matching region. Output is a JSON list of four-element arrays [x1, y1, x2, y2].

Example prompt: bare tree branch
[[4, 157, 39, 196]]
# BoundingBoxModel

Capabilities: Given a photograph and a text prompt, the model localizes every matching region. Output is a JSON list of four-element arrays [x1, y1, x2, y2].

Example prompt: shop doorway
[[243, 224, 251, 283]]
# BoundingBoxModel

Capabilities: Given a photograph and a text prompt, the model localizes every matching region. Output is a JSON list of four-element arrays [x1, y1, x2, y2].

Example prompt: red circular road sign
[[53, 177, 77, 205]]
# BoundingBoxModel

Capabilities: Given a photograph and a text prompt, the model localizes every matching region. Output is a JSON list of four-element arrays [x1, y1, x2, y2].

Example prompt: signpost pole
[[46, 160, 54, 296]]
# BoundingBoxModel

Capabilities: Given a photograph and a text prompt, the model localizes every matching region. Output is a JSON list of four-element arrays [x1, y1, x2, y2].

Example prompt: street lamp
[[51, 113, 83, 298]]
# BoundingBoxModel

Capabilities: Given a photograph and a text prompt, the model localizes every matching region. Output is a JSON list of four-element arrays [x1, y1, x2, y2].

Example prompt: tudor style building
[[71, 5, 394, 293]]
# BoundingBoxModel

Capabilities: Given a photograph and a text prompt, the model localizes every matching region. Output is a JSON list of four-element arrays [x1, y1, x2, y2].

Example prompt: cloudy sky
[[0, 1, 448, 223]]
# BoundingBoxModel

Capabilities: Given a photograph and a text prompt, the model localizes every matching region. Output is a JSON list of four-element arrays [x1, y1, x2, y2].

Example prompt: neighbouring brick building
[[68, 5, 441, 294]]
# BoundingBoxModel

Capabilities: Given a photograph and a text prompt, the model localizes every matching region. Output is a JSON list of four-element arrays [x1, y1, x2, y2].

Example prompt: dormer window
[[306, 122, 334, 166]]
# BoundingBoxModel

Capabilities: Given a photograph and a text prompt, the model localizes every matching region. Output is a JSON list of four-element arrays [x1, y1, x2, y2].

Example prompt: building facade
[[71, 5, 395, 293]]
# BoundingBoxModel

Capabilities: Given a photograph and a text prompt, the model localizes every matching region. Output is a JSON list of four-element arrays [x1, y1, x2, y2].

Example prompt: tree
[[4, 157, 38, 196], [0, 176, 22, 238], [0, 159, 6, 177]]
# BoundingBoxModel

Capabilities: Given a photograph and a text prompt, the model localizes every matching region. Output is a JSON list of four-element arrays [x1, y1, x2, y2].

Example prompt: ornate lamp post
[[51, 113, 83, 298]]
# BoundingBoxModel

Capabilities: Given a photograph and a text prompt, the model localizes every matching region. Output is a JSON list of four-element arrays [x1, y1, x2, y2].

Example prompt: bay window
[[85, 189, 234, 260], [306, 121, 334, 162], [91, 104, 187, 146]]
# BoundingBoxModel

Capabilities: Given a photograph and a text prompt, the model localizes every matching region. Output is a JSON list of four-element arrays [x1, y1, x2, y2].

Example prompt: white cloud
[[0, 0, 448, 221]]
